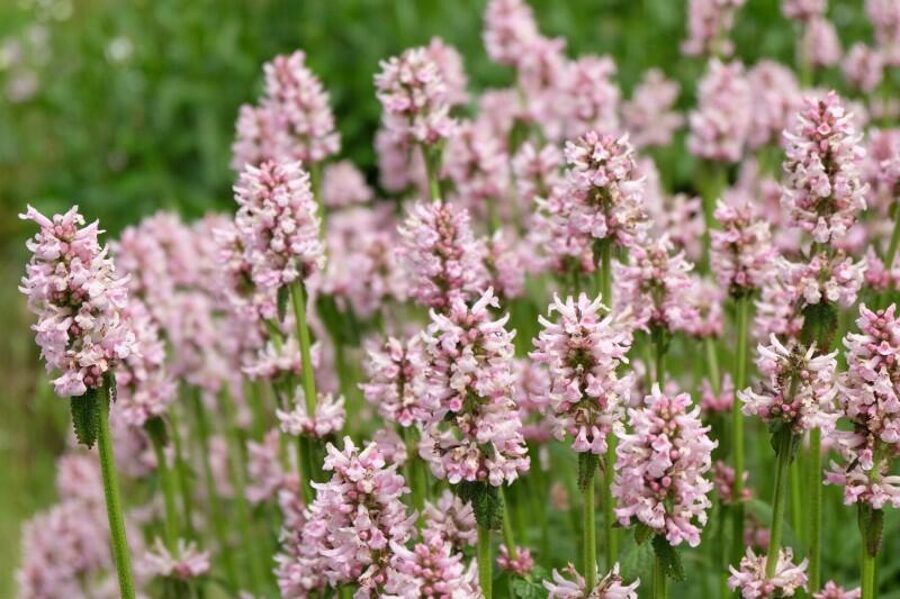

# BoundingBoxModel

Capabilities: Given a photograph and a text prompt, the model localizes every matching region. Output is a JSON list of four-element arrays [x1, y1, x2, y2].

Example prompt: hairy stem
[[584, 466, 597, 591], [477, 525, 493, 599], [808, 428, 823, 592], [730, 295, 750, 567], [765, 431, 795, 578]]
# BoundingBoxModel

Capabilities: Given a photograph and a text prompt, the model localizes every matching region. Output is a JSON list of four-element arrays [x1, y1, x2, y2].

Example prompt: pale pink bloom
[[231, 103, 287, 172], [614, 236, 698, 335], [277, 392, 346, 439], [514, 358, 554, 443], [375, 47, 457, 147], [710, 199, 776, 295], [478, 87, 522, 141], [563, 55, 621, 139], [142, 538, 210, 581], [361, 335, 428, 428], [55, 452, 103, 504], [243, 332, 320, 382], [321, 160, 373, 208], [688, 59, 752, 163], [443, 119, 510, 211], [373, 427, 409, 467], [532, 294, 633, 455], [864, 128, 900, 211], [814, 581, 862, 598], [246, 428, 285, 504], [233, 160, 324, 292], [753, 275, 805, 342], [776, 252, 865, 309], [622, 69, 683, 149], [728, 547, 808, 598], [544, 563, 640, 599], [419, 289, 530, 486], [682, 0, 746, 58], [782, 91, 868, 244], [423, 489, 478, 551], [483, 0, 540, 67], [261, 50, 340, 164], [782, 0, 825, 20], [713, 460, 752, 505], [19, 205, 135, 397], [649, 192, 705, 264], [803, 17, 841, 67], [425, 37, 469, 107], [701, 374, 735, 414], [842, 43, 884, 93], [512, 142, 563, 208], [485, 230, 526, 300], [683, 277, 725, 339], [381, 533, 479, 598], [747, 61, 802, 149], [614, 385, 716, 547], [375, 126, 427, 194], [516, 35, 570, 141], [497, 544, 535, 576], [739, 335, 838, 435], [532, 184, 597, 277], [397, 200, 489, 311], [867, 0, 900, 66], [744, 515, 771, 551]]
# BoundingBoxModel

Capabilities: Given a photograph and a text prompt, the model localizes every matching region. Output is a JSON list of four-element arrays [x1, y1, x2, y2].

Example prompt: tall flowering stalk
[[828, 305, 900, 599], [19, 206, 137, 599], [532, 294, 633, 585], [614, 386, 716, 599]]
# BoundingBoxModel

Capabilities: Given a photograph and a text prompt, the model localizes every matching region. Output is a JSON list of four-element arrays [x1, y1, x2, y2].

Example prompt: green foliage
[[456, 480, 502, 530], [69, 387, 100, 448], [652, 534, 685, 582]]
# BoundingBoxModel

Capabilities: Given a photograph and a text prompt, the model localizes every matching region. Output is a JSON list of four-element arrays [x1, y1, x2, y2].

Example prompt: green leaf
[[456, 481, 501, 530], [511, 577, 548, 599], [144, 416, 169, 446], [634, 523, 654, 545], [70, 388, 101, 448], [652, 535, 685, 582], [800, 301, 838, 350], [277, 286, 289, 323], [859, 505, 884, 557], [577, 452, 599, 491], [619, 537, 655, 582]]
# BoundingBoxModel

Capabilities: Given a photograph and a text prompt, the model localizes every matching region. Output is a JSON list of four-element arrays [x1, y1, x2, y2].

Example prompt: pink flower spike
[[728, 547, 808, 598], [543, 563, 640, 598]]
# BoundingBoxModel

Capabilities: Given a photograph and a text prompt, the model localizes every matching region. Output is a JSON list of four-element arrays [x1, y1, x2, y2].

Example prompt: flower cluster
[[277, 392, 346, 439], [728, 547, 808, 598], [361, 335, 428, 428], [614, 386, 716, 547], [543, 563, 640, 599], [682, 0, 746, 58], [688, 59, 752, 163], [710, 199, 776, 296], [622, 69, 684, 149]]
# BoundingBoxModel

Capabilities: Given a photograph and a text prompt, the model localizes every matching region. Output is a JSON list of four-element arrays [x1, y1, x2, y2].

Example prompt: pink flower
[[397, 200, 488, 311], [512, 142, 563, 208], [532, 293, 633, 455], [728, 547, 808, 598], [683, 276, 725, 339], [842, 43, 884, 93], [321, 160, 373, 209], [514, 358, 554, 443], [622, 69, 683, 149], [19, 205, 135, 397], [747, 61, 802, 150], [497, 544, 535, 576], [543, 563, 640, 599], [739, 335, 838, 435], [782, 0, 825, 21], [423, 489, 477, 551], [701, 374, 735, 414], [142, 538, 210, 581], [375, 126, 427, 194], [233, 160, 324, 292], [483, 0, 540, 67], [781, 91, 867, 244], [776, 252, 865, 309], [614, 385, 716, 547], [614, 236, 698, 335], [485, 230, 526, 300], [710, 199, 776, 295], [443, 119, 510, 211], [814, 581, 862, 599], [230, 103, 286, 172], [682, 0, 746, 58], [246, 428, 285, 504], [277, 392, 346, 439], [381, 533, 478, 598], [866, 0, 900, 66], [361, 335, 428, 428], [563, 55, 621, 139], [419, 289, 530, 486], [261, 50, 340, 164], [803, 17, 841, 67], [688, 59, 752, 163], [375, 47, 457, 147], [713, 460, 752, 505], [425, 37, 469, 107]]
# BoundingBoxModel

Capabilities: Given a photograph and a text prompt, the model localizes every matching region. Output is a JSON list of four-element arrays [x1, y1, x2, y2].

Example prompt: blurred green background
[[0, 0, 878, 595]]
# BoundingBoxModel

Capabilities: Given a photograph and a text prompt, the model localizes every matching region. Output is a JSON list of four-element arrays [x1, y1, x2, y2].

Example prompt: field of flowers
[[2, 0, 899, 597]]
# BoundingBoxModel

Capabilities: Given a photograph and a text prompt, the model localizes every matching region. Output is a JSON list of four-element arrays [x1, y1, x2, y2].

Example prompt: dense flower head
[[826, 304, 900, 508], [562, 130, 647, 247], [728, 547, 808, 598], [782, 0, 825, 21], [814, 581, 861, 599], [375, 46, 457, 146], [230, 103, 285, 172], [701, 374, 735, 414], [484, 230, 526, 300], [443, 119, 510, 210], [483, 0, 540, 67], [842, 43, 884, 93], [739, 335, 838, 435], [321, 160, 373, 208], [513, 142, 563, 207], [261, 50, 340, 164], [776, 252, 865, 309], [613, 385, 716, 547], [754, 274, 805, 341], [622, 68, 684, 149], [688, 59, 752, 162], [531, 293, 633, 454], [246, 428, 285, 504], [867, 0, 900, 66], [277, 392, 346, 439], [563, 55, 621, 139], [683, 276, 726, 338], [515, 35, 570, 141], [614, 236, 698, 334], [19, 205, 135, 397], [865, 128, 900, 208], [295, 437, 414, 590], [233, 160, 325, 291], [543, 563, 640, 599], [418, 289, 530, 486], [397, 200, 489, 310], [425, 37, 469, 107], [747, 60, 802, 149], [242, 331, 320, 382], [781, 91, 868, 244], [647, 191, 705, 264], [361, 335, 428, 428], [498, 544, 535, 576], [710, 198, 776, 295], [142, 538, 210, 581], [422, 489, 478, 551], [803, 17, 842, 67], [713, 460, 752, 505], [381, 533, 478, 598], [682, 0, 746, 58], [375, 126, 427, 194]]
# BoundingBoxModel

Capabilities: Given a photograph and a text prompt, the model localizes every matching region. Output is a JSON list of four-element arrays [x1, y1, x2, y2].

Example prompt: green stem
[[584, 466, 597, 591], [654, 546, 667, 599], [477, 525, 493, 599], [598, 239, 617, 567], [765, 431, 795, 578], [98, 382, 137, 599], [290, 281, 318, 416], [705, 337, 720, 395], [149, 421, 180, 550], [402, 427, 425, 516], [168, 409, 195, 539], [422, 144, 442, 202], [858, 503, 882, 599], [790, 461, 803, 546], [499, 487, 519, 561], [190, 391, 238, 589], [655, 334, 667, 385], [808, 428, 823, 593], [861, 548, 876, 599], [730, 295, 750, 566]]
